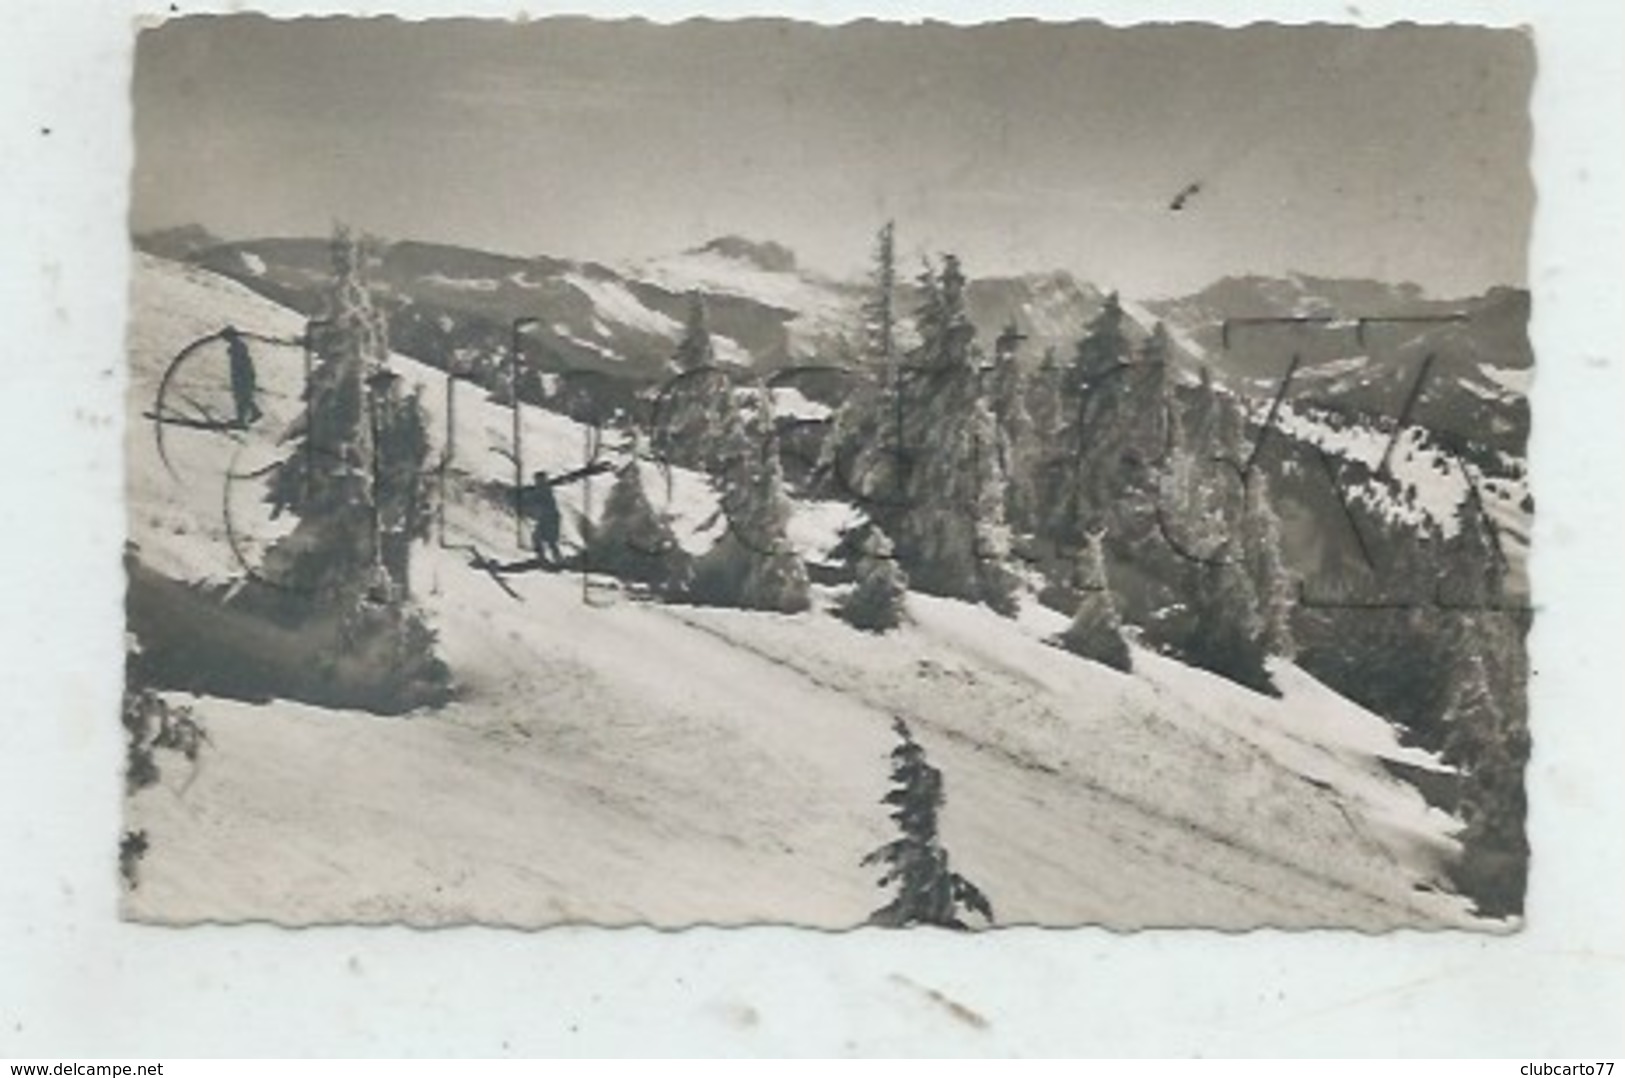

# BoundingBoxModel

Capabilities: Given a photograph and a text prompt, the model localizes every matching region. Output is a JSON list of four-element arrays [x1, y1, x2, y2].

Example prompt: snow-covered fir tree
[[368, 368, 436, 592], [1437, 478, 1511, 610], [264, 228, 431, 600], [1043, 316, 1292, 692], [1135, 314, 1175, 373], [1240, 472, 1296, 658], [837, 524, 909, 633], [1161, 373, 1278, 692], [1037, 314, 1171, 640], [652, 291, 728, 471], [673, 290, 717, 373], [862, 221, 898, 371], [259, 226, 447, 710], [692, 384, 812, 613], [1439, 639, 1529, 916], [1435, 497, 1529, 915], [1042, 302, 1170, 548], [1056, 530, 1132, 672], [265, 227, 389, 598], [818, 222, 904, 505], [988, 320, 1038, 533], [588, 458, 694, 598], [862, 717, 993, 929], [1027, 345, 1065, 449], [1069, 291, 1133, 388], [845, 254, 1019, 614]]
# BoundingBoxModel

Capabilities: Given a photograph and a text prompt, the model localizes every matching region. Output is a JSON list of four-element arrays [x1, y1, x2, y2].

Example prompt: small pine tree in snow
[[1027, 346, 1064, 445], [589, 460, 693, 598], [838, 526, 909, 632], [122, 634, 208, 891], [693, 385, 812, 613], [862, 718, 993, 929], [1057, 531, 1132, 672], [123, 635, 209, 796], [1187, 552, 1275, 695]]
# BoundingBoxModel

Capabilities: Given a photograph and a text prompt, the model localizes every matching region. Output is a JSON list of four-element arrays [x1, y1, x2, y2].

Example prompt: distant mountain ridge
[[1146, 275, 1532, 454], [135, 224, 225, 263], [133, 227, 1530, 458]]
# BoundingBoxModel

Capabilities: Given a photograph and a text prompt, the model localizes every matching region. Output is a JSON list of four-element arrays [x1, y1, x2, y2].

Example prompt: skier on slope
[[529, 470, 564, 566], [222, 325, 263, 429]]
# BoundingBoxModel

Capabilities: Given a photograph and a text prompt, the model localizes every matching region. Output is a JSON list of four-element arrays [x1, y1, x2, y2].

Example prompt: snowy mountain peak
[[1168, 272, 1436, 321], [686, 235, 799, 274]]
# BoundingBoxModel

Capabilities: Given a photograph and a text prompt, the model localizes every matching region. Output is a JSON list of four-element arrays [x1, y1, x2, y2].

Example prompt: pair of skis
[[466, 550, 569, 601], [142, 411, 255, 433]]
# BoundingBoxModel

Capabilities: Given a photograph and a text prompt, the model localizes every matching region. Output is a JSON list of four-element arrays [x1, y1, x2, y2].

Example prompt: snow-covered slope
[[123, 254, 1488, 930], [1256, 398, 1531, 592]]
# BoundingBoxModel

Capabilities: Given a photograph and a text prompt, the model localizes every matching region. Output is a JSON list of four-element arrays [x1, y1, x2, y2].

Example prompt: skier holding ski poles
[[468, 462, 615, 592], [529, 470, 564, 566]]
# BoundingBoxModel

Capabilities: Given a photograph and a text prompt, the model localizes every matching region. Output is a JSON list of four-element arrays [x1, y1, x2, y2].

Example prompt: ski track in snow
[[121, 253, 1488, 930]]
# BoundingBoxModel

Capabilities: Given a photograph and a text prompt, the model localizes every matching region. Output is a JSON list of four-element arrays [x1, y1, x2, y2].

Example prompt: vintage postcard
[[121, 15, 1534, 930]]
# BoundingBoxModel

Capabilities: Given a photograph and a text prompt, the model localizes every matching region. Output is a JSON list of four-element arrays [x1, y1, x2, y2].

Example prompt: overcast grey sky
[[131, 16, 1532, 298]]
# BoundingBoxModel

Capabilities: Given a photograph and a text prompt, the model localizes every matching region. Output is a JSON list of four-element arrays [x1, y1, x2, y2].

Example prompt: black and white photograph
[[121, 15, 1536, 931]]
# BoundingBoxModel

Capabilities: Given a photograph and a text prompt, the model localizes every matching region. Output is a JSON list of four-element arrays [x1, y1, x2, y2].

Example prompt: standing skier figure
[[223, 326, 262, 428], [530, 470, 563, 566]]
